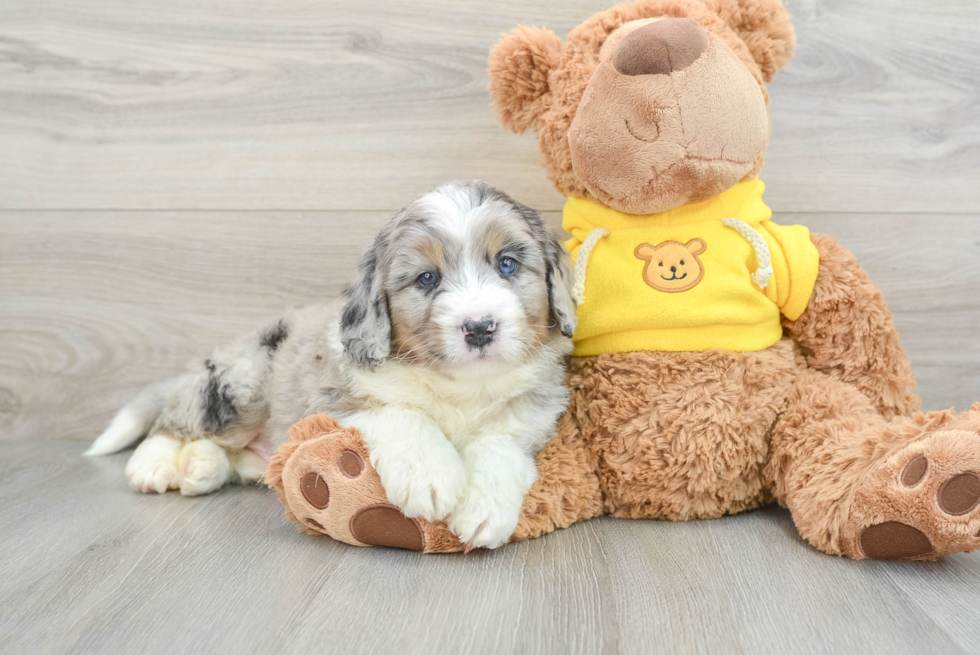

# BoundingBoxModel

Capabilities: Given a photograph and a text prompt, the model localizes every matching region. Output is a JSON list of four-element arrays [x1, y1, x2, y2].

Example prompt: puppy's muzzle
[[462, 318, 496, 349]]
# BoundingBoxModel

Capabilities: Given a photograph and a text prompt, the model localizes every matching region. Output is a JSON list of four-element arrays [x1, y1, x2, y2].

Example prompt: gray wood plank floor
[[3, 441, 980, 655], [2, 0, 980, 653]]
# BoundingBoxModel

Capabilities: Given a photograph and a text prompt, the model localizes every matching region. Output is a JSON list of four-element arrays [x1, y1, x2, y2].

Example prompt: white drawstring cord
[[572, 228, 609, 306], [721, 217, 773, 289]]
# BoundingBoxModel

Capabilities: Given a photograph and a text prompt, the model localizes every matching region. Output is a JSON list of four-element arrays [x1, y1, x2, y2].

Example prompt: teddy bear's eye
[[658, 262, 663, 267], [680, 260, 685, 265]]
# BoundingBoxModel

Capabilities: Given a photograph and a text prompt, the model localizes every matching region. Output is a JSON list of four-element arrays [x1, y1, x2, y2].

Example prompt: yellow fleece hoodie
[[564, 179, 820, 356]]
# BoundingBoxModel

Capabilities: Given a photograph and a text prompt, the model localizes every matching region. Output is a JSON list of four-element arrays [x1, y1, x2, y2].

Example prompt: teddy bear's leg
[[767, 369, 980, 560], [511, 410, 605, 542], [784, 234, 921, 419], [567, 347, 797, 521], [268, 413, 603, 552]]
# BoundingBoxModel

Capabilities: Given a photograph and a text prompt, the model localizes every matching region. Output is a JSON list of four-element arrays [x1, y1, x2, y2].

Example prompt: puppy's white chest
[[359, 365, 511, 441], [427, 398, 500, 444]]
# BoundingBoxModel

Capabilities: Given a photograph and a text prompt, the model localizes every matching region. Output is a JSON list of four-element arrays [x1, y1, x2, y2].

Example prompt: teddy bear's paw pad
[[300, 472, 330, 509], [937, 472, 980, 516], [901, 455, 928, 487], [350, 504, 424, 551], [859, 522, 934, 561], [339, 450, 364, 478], [305, 518, 327, 533]]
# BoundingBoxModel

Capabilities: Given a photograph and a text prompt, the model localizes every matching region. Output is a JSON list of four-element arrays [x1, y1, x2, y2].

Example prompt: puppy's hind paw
[[125, 434, 182, 494], [178, 440, 233, 496]]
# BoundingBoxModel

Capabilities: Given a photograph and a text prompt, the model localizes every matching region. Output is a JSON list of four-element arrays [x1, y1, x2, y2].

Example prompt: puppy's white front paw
[[376, 443, 466, 522], [125, 435, 182, 494], [448, 481, 523, 549], [178, 440, 233, 496]]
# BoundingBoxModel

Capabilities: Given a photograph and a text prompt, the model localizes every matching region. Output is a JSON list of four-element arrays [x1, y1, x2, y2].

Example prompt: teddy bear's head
[[488, 0, 795, 215]]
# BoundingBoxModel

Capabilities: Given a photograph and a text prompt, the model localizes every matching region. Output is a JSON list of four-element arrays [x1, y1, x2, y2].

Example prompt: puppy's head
[[340, 181, 576, 372]]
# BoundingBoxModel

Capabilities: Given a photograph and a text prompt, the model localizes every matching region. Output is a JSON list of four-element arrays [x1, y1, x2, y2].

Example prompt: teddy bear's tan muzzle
[[613, 18, 709, 76]]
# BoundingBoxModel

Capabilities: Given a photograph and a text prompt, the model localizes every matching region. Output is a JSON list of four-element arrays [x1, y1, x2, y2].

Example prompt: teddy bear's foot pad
[[859, 522, 934, 560], [937, 472, 980, 515], [350, 504, 425, 551], [851, 429, 980, 560]]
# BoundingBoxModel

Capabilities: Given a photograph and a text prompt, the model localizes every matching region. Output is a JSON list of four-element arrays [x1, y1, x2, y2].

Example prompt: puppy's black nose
[[462, 319, 495, 348], [670, 266, 677, 273]]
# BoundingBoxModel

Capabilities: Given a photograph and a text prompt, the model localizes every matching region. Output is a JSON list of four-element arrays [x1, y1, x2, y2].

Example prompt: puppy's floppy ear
[[544, 233, 578, 339], [512, 200, 577, 339], [488, 26, 562, 134], [703, 0, 796, 82], [340, 229, 392, 370]]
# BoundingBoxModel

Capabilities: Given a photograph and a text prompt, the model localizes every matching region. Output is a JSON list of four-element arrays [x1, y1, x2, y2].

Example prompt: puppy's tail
[[84, 379, 177, 456]]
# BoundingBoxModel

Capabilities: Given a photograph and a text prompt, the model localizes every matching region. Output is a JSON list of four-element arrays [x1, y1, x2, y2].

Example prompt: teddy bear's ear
[[685, 239, 707, 256], [488, 26, 562, 134], [703, 0, 796, 82], [634, 243, 655, 260]]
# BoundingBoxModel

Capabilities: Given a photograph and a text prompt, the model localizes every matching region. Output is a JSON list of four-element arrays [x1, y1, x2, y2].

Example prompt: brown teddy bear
[[269, 0, 980, 560]]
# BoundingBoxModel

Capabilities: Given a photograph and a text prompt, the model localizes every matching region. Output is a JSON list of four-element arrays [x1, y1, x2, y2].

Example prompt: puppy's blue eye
[[417, 271, 440, 288], [498, 257, 518, 276]]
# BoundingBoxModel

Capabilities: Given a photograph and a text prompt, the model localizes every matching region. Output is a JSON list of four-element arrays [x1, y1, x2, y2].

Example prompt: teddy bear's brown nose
[[613, 18, 709, 76]]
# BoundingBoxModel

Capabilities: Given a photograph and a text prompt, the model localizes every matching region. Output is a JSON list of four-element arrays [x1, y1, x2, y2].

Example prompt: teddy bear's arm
[[783, 233, 921, 419]]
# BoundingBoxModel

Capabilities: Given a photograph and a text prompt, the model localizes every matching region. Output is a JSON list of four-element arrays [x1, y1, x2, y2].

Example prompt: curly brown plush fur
[[703, 0, 795, 81], [785, 234, 920, 420], [488, 26, 562, 134]]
